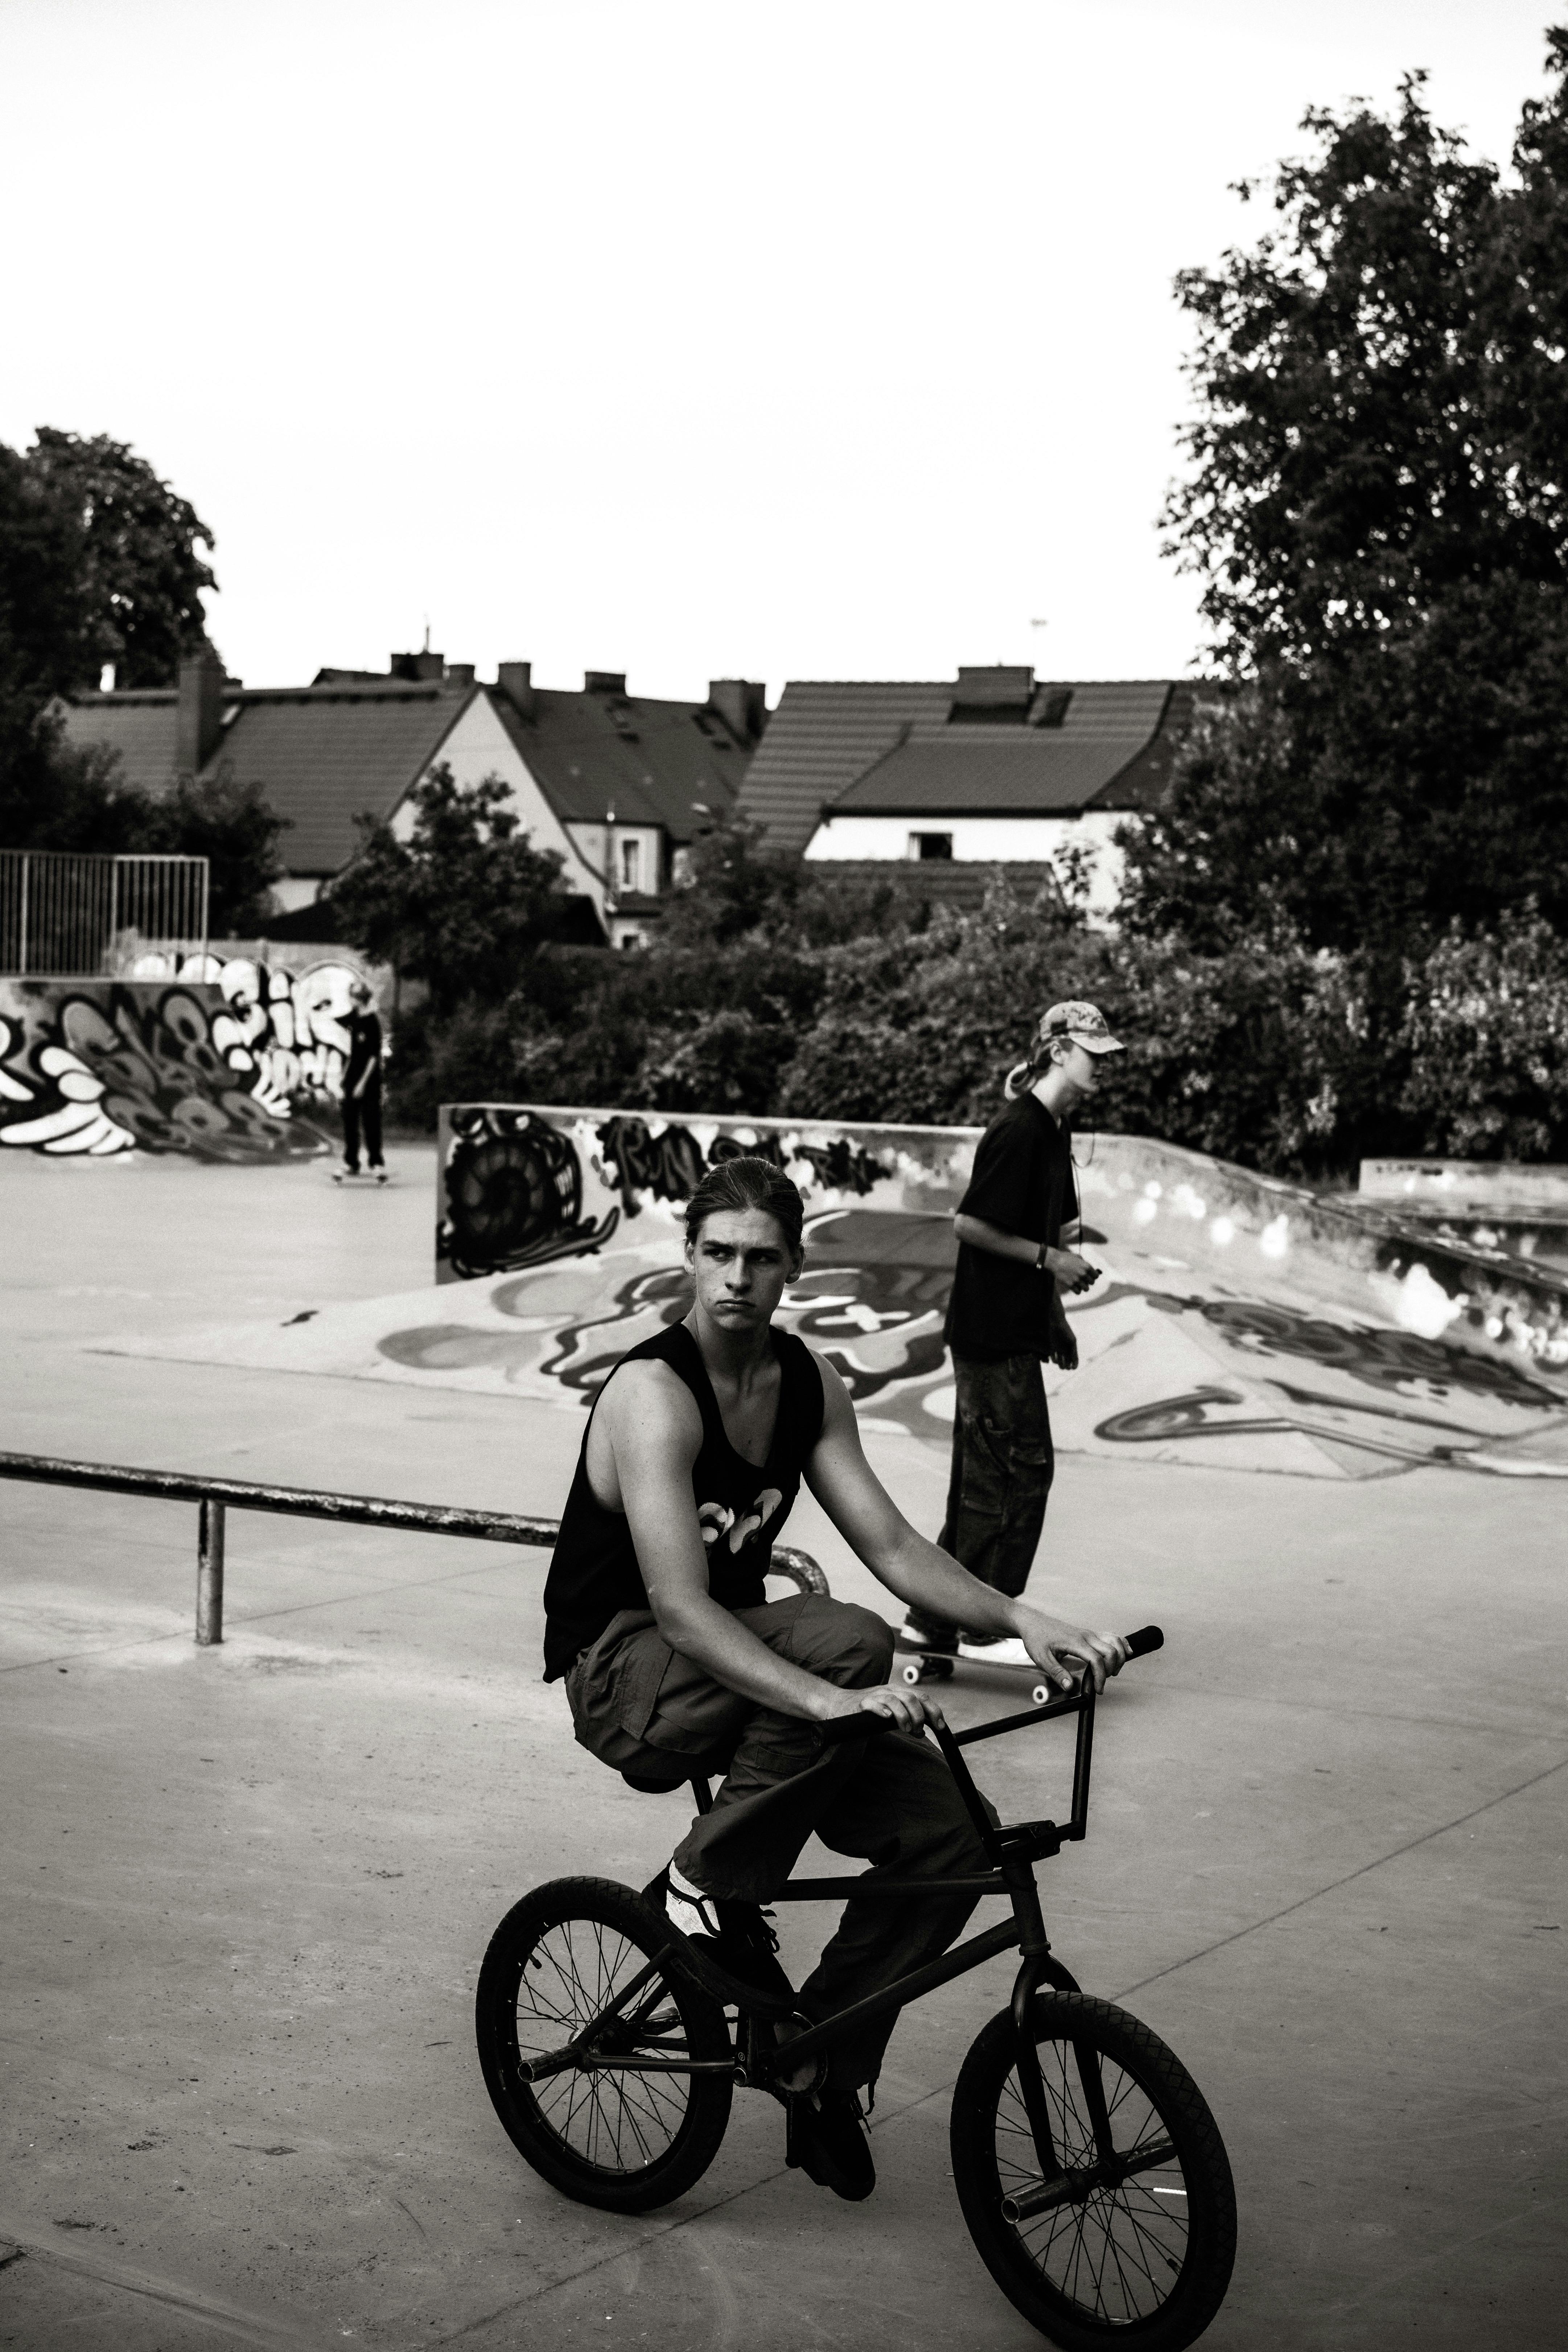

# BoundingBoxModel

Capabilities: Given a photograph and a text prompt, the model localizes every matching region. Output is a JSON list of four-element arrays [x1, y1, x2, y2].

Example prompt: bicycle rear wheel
[[951, 1992, 1235, 2351], [475, 1875, 734, 2212]]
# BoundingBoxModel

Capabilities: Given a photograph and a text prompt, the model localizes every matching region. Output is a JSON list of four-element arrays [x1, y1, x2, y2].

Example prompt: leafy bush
[[357, 768, 1568, 1177], [775, 877, 1114, 1125], [1399, 905, 1568, 1159]]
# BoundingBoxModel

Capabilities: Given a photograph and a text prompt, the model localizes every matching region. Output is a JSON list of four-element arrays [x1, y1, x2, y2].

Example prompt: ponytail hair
[[684, 1154, 805, 1258], [1003, 1030, 1071, 1100]]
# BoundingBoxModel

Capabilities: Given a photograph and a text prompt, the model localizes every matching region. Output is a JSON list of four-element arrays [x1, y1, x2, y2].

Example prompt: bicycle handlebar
[[817, 1624, 1164, 1744]]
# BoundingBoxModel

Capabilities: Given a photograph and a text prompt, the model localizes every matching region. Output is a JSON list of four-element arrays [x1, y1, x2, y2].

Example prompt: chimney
[[497, 660, 534, 718], [708, 678, 767, 742], [444, 662, 476, 689], [388, 650, 445, 681], [176, 644, 227, 774], [584, 671, 627, 696]]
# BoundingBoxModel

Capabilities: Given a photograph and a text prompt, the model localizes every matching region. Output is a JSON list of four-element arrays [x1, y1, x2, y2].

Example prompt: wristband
[[1036, 1242, 1049, 1274]]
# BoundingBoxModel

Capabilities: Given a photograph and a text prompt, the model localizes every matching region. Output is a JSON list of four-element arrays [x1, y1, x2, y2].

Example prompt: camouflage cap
[[1039, 1000, 1124, 1055]]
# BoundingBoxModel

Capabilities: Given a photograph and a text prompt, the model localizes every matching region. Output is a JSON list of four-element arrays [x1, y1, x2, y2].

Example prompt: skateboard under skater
[[899, 1639, 1058, 1710]]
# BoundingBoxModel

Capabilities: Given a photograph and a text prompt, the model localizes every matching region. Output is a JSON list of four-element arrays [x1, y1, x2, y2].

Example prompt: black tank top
[[541, 1321, 825, 1681]]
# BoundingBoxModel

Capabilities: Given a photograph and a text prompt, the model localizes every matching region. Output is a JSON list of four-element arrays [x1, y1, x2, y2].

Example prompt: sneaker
[[787, 2086, 876, 2201], [641, 1868, 797, 2017], [956, 1632, 1038, 1668], [897, 1612, 957, 1655]]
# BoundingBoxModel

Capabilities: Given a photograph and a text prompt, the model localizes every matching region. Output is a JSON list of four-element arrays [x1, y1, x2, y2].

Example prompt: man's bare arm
[[804, 1359, 1125, 1691], [953, 1213, 1098, 1293], [604, 1363, 934, 1727]]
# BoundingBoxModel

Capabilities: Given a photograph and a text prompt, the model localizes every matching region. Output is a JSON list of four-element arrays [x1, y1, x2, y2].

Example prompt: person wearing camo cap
[[899, 1000, 1124, 1664]]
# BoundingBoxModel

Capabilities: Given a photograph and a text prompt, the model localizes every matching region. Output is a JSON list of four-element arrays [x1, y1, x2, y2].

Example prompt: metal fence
[[0, 1450, 827, 1645], [0, 851, 210, 978]]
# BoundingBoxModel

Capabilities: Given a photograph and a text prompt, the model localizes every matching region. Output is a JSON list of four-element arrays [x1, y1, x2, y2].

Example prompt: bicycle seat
[[621, 1749, 731, 1797]]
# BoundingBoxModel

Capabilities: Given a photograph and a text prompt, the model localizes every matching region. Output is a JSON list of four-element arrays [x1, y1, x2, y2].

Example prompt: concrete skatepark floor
[[2, 1144, 1564, 2349]]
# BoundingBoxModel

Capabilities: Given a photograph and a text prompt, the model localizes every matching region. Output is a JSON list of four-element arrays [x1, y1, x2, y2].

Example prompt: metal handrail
[[0, 1448, 557, 1648], [0, 1450, 828, 1647]]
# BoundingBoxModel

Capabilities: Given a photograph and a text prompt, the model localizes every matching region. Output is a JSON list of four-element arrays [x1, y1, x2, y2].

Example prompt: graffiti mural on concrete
[[101, 1102, 1567, 1482], [415, 1105, 1568, 1478], [437, 1106, 963, 1282], [439, 1108, 625, 1279], [206, 958, 367, 1116], [0, 960, 367, 1160]]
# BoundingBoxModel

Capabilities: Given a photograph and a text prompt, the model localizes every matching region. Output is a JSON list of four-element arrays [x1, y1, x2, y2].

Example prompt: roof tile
[[736, 677, 1188, 850]]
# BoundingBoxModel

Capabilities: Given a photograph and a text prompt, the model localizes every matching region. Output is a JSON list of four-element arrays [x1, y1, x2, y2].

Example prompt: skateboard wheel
[[1031, 1684, 1050, 1707], [901, 1662, 922, 1687]]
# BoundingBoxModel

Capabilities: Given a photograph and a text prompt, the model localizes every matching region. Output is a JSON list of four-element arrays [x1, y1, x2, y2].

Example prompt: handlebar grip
[[1123, 1625, 1164, 1659], [818, 1707, 898, 1746]]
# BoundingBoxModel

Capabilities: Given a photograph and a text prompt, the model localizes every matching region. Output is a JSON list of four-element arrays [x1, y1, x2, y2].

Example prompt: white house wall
[[565, 821, 662, 898], [803, 810, 1133, 917], [391, 694, 606, 914]]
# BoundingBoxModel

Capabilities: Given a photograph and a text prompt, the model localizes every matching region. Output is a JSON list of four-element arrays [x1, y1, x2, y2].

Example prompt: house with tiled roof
[[54, 652, 766, 948], [733, 666, 1194, 919]]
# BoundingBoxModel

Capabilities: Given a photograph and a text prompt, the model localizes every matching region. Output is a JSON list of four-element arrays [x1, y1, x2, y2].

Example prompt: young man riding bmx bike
[[542, 1154, 1127, 2201]]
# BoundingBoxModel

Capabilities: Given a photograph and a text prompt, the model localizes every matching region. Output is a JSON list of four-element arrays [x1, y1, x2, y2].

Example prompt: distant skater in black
[[339, 980, 385, 1181]]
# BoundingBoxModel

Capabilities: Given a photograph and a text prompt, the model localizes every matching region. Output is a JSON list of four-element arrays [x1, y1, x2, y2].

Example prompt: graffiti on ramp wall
[[436, 1106, 939, 1281], [98, 1100, 1568, 1481], [0, 960, 368, 1160], [422, 1104, 1568, 1479]]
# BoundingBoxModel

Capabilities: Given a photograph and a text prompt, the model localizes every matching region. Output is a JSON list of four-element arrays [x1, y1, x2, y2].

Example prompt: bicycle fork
[[1004, 1872, 1117, 2216]]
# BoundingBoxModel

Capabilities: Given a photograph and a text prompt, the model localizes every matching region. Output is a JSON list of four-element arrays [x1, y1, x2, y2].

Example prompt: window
[[908, 832, 953, 861], [620, 837, 641, 891]]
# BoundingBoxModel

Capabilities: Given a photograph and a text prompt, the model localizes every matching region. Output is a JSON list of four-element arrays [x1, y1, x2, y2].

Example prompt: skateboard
[[899, 1646, 1056, 1709], [330, 1169, 393, 1186]]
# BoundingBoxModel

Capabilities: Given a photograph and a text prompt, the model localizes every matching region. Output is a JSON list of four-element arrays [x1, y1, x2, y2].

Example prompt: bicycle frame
[[519, 1674, 1107, 2191]]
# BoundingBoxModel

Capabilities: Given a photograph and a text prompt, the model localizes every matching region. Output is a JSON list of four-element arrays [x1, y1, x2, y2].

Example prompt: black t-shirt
[[344, 1009, 382, 1091], [541, 1320, 826, 1681], [943, 1094, 1079, 1362]]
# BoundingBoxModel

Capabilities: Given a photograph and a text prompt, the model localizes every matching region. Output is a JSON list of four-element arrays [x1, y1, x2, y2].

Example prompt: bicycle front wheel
[[475, 1875, 734, 2213], [951, 1992, 1235, 2351]]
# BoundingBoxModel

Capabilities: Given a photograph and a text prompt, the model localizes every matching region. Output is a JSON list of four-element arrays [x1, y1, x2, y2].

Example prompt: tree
[[0, 442, 91, 713], [1, 426, 225, 858], [21, 429, 217, 689], [141, 764, 291, 938], [660, 809, 967, 951], [1127, 40, 1568, 951], [327, 764, 571, 1016]]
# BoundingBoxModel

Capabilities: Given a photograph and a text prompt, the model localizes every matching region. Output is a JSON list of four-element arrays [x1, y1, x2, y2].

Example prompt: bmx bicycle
[[475, 1625, 1236, 2350]]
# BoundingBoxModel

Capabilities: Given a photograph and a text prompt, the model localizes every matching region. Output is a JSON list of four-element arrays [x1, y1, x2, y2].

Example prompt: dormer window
[[947, 665, 1035, 725], [1029, 687, 1073, 728]]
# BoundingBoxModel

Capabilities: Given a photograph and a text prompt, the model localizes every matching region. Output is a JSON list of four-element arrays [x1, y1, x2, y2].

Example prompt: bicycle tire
[[475, 1875, 734, 2213], [951, 1992, 1235, 2351]]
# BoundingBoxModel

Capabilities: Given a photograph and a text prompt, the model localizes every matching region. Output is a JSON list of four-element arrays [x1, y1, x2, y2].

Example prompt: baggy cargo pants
[[565, 1589, 996, 2092]]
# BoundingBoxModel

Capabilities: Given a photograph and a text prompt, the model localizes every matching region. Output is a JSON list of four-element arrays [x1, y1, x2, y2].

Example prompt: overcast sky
[[1, 1, 1557, 702]]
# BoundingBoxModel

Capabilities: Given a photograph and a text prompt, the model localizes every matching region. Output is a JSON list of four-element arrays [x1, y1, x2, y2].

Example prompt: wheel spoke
[[511, 1914, 696, 2172], [1000, 2035, 1194, 2323]]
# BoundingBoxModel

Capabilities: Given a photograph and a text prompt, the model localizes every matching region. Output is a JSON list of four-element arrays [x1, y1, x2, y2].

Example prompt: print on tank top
[[541, 1322, 823, 1682], [698, 1487, 785, 1556]]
